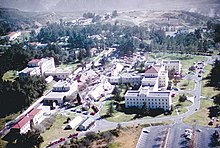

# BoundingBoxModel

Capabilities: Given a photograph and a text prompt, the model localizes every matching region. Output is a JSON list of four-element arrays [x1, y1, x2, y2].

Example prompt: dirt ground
[[113, 126, 142, 148]]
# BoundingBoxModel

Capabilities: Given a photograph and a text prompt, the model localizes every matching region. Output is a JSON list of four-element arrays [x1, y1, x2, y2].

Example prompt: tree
[[179, 94, 187, 102], [76, 93, 82, 105], [141, 102, 149, 115], [107, 101, 114, 116], [168, 68, 176, 79], [16, 130, 44, 148], [112, 10, 118, 18]]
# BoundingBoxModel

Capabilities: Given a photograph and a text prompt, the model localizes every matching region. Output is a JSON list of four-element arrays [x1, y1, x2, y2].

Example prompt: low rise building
[[43, 80, 78, 105], [18, 57, 55, 78], [11, 116, 31, 134], [11, 108, 44, 134]]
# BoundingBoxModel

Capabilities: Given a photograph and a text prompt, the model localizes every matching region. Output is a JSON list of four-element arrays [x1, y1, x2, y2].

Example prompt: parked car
[[90, 112, 96, 116], [171, 93, 176, 97], [82, 111, 88, 115]]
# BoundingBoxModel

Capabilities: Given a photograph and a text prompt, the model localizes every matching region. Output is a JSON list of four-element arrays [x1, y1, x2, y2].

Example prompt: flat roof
[[53, 80, 70, 88], [44, 92, 66, 99]]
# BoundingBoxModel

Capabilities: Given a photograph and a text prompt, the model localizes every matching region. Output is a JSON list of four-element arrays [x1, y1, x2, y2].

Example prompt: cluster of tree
[[0, 76, 47, 117], [207, 59, 220, 89], [64, 128, 120, 148], [10, 130, 44, 148], [207, 20, 220, 43], [179, 94, 187, 102]]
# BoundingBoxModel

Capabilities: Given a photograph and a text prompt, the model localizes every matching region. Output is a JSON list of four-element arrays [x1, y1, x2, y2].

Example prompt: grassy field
[[2, 70, 18, 82], [41, 113, 77, 147], [177, 79, 195, 91], [99, 101, 136, 122], [183, 99, 215, 126], [149, 53, 208, 70], [201, 64, 220, 99]]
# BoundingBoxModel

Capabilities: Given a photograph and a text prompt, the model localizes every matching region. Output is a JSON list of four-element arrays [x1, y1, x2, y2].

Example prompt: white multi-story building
[[162, 60, 181, 74], [18, 57, 55, 78], [43, 80, 78, 105], [125, 87, 171, 111]]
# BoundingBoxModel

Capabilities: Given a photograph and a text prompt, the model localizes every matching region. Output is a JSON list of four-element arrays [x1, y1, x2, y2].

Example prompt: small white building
[[64, 116, 84, 130], [7, 32, 21, 41], [162, 60, 181, 74]]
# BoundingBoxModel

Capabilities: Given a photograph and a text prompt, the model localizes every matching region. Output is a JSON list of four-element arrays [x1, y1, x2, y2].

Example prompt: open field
[[177, 79, 195, 91], [99, 101, 136, 122], [41, 113, 77, 147], [201, 64, 220, 99], [183, 99, 215, 126]]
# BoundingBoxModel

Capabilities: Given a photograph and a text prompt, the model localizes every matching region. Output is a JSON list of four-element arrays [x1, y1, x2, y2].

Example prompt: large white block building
[[125, 87, 171, 111], [108, 59, 181, 111]]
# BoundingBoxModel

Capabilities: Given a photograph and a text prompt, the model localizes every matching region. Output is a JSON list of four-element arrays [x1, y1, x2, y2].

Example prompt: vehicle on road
[[143, 130, 150, 133], [196, 129, 202, 132]]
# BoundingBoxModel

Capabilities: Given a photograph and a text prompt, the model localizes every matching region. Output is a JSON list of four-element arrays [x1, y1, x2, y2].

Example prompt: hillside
[[0, 0, 220, 18]]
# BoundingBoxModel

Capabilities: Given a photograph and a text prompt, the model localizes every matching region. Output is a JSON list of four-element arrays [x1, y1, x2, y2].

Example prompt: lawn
[[177, 79, 195, 91], [99, 101, 136, 122], [183, 99, 215, 126], [2, 70, 18, 82], [41, 113, 77, 147], [201, 64, 220, 99], [149, 53, 208, 70]]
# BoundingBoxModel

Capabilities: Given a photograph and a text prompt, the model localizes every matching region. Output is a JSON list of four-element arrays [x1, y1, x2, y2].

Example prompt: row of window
[[126, 103, 168, 109], [127, 102, 168, 105], [127, 98, 167, 102]]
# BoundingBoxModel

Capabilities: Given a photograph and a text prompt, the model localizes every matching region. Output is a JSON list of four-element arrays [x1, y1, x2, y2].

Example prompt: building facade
[[125, 87, 171, 111]]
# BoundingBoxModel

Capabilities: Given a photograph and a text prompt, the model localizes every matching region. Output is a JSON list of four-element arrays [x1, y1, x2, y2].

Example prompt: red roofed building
[[11, 108, 43, 134], [12, 116, 31, 134], [28, 59, 41, 67], [28, 108, 43, 126], [145, 66, 161, 77]]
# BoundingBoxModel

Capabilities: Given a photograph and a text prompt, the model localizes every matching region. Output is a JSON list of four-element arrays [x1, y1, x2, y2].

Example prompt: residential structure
[[18, 57, 55, 78], [7, 31, 21, 41]]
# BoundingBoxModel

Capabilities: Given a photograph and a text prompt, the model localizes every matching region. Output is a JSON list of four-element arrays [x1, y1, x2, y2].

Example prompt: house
[[28, 109, 44, 126], [125, 87, 171, 111], [7, 32, 21, 41], [18, 57, 55, 78]]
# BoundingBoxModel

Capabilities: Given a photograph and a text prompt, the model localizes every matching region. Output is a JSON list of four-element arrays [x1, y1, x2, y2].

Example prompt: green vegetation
[[2, 70, 18, 82], [183, 99, 215, 126], [41, 113, 77, 147], [177, 79, 195, 90], [100, 101, 136, 122]]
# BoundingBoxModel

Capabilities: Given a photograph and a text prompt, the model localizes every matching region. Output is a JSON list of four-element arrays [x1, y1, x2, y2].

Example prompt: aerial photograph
[[0, 0, 220, 147]]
